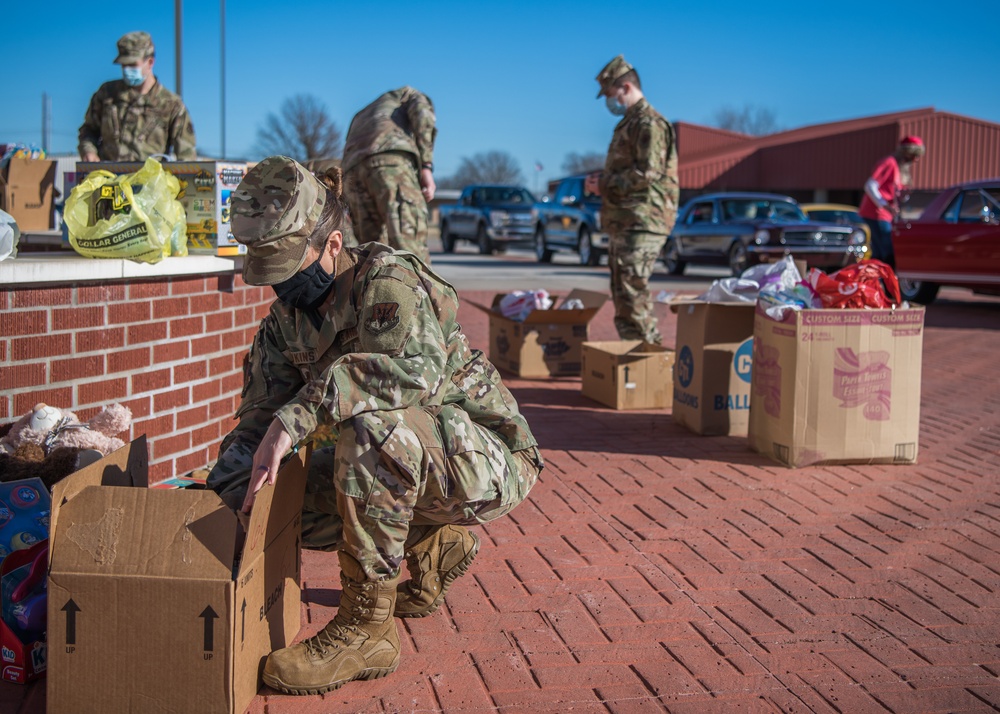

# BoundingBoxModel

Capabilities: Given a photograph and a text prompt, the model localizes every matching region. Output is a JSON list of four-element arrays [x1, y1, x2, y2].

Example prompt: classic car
[[800, 203, 871, 248], [665, 192, 867, 276], [533, 174, 609, 266], [893, 179, 1000, 304]]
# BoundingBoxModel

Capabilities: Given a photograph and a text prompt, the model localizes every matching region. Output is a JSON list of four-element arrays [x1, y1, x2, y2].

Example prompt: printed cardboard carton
[[748, 303, 925, 467], [670, 300, 756, 435]]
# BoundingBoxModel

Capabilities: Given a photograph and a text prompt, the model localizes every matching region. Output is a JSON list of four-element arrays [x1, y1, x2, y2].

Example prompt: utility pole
[[221, 0, 226, 159], [175, 0, 183, 98], [41, 93, 51, 154]]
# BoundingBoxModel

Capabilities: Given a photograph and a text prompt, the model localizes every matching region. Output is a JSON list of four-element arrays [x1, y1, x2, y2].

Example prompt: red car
[[893, 179, 1000, 303]]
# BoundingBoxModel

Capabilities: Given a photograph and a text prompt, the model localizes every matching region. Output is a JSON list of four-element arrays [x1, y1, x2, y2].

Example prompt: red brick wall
[[0, 275, 272, 482]]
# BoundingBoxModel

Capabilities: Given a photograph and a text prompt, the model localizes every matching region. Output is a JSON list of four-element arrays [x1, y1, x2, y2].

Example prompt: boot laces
[[303, 583, 375, 656]]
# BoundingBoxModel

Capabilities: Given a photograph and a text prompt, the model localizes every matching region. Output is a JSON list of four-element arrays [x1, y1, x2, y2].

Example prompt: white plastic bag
[[499, 289, 553, 321], [0, 208, 19, 261], [697, 256, 803, 303]]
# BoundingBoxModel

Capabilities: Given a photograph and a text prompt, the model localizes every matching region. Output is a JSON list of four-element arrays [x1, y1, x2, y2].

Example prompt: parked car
[[439, 185, 538, 254], [893, 179, 1000, 304], [534, 175, 609, 266], [664, 192, 867, 276], [800, 203, 871, 249]]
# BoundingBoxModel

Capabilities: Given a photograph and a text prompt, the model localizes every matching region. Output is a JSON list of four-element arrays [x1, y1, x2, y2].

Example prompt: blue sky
[[3, 0, 995, 190]]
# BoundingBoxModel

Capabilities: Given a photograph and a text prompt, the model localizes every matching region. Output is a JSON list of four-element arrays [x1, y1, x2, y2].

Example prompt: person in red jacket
[[858, 136, 926, 269]]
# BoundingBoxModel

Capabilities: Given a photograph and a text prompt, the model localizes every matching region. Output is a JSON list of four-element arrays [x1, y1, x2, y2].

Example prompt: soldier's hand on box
[[242, 419, 293, 513], [84, 152, 99, 162]]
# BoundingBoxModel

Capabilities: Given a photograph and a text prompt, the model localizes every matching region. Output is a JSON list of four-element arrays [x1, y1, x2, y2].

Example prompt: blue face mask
[[123, 66, 145, 87], [605, 95, 627, 117]]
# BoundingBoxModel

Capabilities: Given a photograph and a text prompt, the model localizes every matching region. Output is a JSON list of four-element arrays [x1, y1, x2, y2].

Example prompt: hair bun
[[317, 166, 344, 199]]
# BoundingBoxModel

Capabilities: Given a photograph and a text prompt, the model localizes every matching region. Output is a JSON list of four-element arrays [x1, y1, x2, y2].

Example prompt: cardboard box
[[747, 303, 925, 467], [1, 158, 56, 230], [47, 437, 305, 714], [468, 289, 608, 378], [66, 161, 248, 256], [582, 341, 675, 409], [671, 300, 756, 435]]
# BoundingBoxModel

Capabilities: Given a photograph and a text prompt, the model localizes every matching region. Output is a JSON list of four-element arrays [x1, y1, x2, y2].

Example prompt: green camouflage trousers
[[343, 151, 430, 263], [608, 230, 668, 344], [295, 404, 539, 580]]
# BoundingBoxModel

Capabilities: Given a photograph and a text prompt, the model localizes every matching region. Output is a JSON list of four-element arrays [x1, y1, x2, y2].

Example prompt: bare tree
[[439, 151, 524, 189], [562, 151, 605, 175], [712, 104, 781, 136], [254, 94, 343, 162]]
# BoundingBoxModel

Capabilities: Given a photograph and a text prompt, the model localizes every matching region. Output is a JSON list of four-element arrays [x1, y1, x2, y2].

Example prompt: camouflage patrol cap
[[232, 156, 327, 286], [595, 55, 634, 98], [114, 32, 155, 65]]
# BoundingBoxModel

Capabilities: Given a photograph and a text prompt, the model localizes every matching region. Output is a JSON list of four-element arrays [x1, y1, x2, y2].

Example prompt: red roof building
[[676, 107, 1000, 210]]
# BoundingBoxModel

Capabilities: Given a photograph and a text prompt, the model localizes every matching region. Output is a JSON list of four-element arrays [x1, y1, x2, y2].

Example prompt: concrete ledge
[[0, 254, 236, 286]]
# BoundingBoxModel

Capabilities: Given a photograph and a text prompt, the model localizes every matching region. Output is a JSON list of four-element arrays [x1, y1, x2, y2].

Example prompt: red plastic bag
[[807, 260, 901, 309]]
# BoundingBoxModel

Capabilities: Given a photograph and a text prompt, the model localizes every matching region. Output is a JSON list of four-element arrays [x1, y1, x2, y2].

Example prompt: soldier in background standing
[[586, 55, 678, 345], [78, 32, 197, 162], [341, 86, 437, 263]]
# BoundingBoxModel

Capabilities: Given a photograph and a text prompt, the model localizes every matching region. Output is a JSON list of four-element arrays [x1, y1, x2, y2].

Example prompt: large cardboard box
[[582, 341, 675, 409], [469, 290, 608, 378], [748, 303, 925, 467], [66, 161, 248, 256], [47, 437, 305, 714], [0, 157, 56, 230], [671, 300, 756, 435]]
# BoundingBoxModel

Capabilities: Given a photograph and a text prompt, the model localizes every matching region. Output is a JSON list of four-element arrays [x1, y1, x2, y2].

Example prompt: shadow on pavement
[[924, 298, 1000, 330]]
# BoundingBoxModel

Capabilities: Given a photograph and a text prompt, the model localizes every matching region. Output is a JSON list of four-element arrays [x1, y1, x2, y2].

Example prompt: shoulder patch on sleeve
[[359, 277, 418, 355]]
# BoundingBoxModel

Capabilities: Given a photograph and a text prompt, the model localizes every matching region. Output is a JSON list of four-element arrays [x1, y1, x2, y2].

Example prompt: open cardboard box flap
[[467, 288, 608, 325]]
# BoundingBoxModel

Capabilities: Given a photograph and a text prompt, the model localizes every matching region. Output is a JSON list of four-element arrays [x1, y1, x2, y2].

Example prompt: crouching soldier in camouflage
[[586, 55, 679, 345], [208, 155, 542, 695]]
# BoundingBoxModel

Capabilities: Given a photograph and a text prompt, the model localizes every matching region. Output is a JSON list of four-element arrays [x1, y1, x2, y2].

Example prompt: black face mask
[[272, 260, 336, 313]]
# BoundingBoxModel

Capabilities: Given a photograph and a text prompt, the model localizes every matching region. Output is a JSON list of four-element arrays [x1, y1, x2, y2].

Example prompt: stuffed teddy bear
[[0, 402, 132, 489]]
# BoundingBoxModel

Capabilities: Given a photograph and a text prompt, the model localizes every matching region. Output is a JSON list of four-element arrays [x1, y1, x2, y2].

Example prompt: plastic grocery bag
[[807, 259, 901, 309], [697, 255, 803, 303], [0, 208, 19, 261], [65, 157, 187, 263], [499, 289, 553, 321]]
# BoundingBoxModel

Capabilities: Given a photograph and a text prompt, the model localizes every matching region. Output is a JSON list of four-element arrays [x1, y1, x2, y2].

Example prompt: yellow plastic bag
[[65, 157, 188, 263]]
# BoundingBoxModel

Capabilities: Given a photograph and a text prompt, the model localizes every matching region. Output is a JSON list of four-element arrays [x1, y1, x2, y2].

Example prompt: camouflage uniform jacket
[[599, 98, 679, 235], [229, 242, 537, 461], [78, 79, 197, 161], [341, 87, 436, 172]]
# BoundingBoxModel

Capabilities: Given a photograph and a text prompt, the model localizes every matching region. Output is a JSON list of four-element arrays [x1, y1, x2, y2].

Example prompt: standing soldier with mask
[[208, 156, 541, 695], [341, 86, 437, 263], [78, 32, 197, 162], [585, 55, 678, 345]]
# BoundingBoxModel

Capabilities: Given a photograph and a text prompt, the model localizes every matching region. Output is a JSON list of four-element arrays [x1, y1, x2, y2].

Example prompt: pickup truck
[[534, 174, 609, 266], [438, 185, 538, 254]]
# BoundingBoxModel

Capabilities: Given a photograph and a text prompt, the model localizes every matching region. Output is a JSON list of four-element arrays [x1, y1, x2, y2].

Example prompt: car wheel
[[663, 237, 685, 275], [534, 226, 553, 263], [728, 241, 749, 276], [476, 224, 493, 255], [440, 221, 455, 253], [579, 226, 598, 266], [899, 278, 940, 304]]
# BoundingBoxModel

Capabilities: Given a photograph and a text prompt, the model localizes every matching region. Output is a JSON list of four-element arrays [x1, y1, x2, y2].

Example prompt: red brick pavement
[[5, 288, 1000, 713]]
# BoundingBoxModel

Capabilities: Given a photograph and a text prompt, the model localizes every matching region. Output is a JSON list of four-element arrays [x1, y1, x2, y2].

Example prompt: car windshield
[[721, 199, 805, 222], [806, 209, 862, 225], [479, 187, 535, 204]]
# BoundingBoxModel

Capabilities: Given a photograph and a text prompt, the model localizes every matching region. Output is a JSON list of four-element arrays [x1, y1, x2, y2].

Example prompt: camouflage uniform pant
[[343, 151, 430, 264], [297, 404, 539, 580], [608, 230, 668, 344]]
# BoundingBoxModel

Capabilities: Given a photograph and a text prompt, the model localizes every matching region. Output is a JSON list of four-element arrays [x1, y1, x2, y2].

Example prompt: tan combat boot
[[395, 524, 480, 618], [262, 551, 400, 695]]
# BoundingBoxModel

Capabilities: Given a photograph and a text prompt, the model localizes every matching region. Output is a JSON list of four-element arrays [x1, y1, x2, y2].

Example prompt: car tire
[[728, 241, 749, 276], [663, 237, 685, 275], [534, 226, 553, 263], [899, 278, 940, 304], [440, 221, 455, 253], [477, 224, 493, 255], [579, 226, 598, 266]]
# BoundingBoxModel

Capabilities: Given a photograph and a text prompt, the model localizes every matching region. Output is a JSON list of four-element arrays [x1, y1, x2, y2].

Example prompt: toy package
[[0, 478, 50, 684]]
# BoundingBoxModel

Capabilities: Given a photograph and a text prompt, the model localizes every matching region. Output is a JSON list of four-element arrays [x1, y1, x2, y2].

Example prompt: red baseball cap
[[900, 135, 924, 147]]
